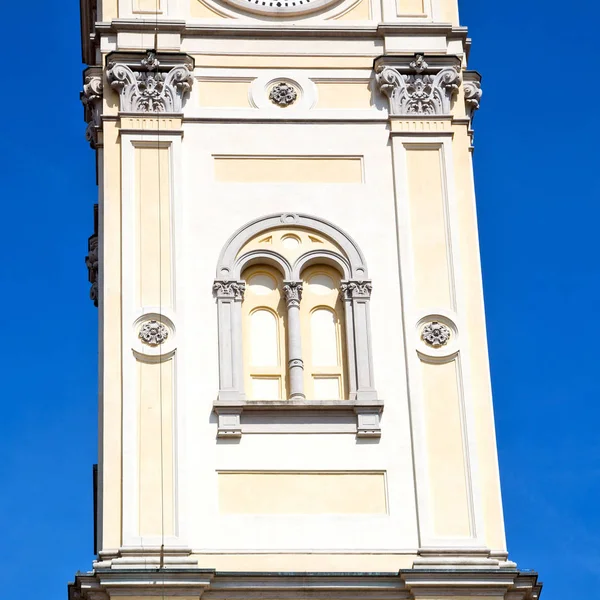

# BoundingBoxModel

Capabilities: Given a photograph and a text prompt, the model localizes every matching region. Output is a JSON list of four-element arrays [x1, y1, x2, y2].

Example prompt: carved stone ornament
[[283, 281, 303, 306], [213, 280, 246, 300], [106, 50, 194, 113], [421, 322, 451, 348], [81, 67, 103, 148], [341, 280, 373, 300], [463, 73, 483, 119], [375, 54, 461, 116], [85, 204, 99, 307], [139, 320, 169, 346], [269, 82, 298, 107]]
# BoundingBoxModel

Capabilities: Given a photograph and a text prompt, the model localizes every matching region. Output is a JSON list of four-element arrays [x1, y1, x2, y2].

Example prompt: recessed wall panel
[[218, 472, 387, 514], [421, 360, 471, 538], [214, 156, 363, 183], [135, 144, 172, 307], [138, 359, 175, 537], [406, 147, 453, 310]]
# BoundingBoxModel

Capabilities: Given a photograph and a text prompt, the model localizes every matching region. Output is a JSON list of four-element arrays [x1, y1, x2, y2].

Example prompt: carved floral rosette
[[106, 50, 195, 114], [375, 54, 462, 116]]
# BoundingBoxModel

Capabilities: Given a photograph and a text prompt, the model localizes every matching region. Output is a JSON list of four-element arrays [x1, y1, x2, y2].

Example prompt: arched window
[[213, 214, 380, 438], [242, 266, 287, 400], [302, 266, 347, 400]]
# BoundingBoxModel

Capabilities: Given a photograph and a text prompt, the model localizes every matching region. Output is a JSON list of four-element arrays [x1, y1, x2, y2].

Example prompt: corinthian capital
[[463, 71, 483, 118], [341, 280, 372, 300], [283, 281, 303, 307], [81, 66, 103, 148], [213, 280, 246, 300], [375, 54, 462, 116], [105, 50, 195, 114]]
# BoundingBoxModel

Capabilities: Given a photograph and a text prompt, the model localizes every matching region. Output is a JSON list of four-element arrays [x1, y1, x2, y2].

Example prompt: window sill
[[213, 399, 384, 439]]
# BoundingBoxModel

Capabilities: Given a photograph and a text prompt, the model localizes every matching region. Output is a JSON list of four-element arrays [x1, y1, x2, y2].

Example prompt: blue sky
[[0, 1, 596, 598]]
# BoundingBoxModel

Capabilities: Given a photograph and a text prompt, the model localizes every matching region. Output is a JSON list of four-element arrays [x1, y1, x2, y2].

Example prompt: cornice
[[94, 20, 468, 40], [69, 568, 542, 600]]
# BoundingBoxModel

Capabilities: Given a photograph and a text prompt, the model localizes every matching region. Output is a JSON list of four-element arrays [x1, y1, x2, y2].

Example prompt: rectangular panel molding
[[218, 471, 387, 514], [213, 156, 364, 183]]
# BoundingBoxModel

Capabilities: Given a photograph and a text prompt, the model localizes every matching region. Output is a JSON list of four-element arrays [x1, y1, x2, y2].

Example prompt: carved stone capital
[[341, 280, 372, 300], [283, 281, 303, 307], [213, 280, 246, 300], [85, 204, 99, 307], [81, 66, 103, 148], [375, 54, 462, 116], [105, 50, 195, 114], [463, 71, 483, 117]]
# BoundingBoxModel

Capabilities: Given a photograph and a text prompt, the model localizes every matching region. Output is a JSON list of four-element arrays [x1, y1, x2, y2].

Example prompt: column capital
[[374, 54, 461, 117], [81, 66, 103, 149], [106, 50, 195, 114], [283, 281, 303, 307], [341, 280, 372, 300], [213, 280, 246, 301]]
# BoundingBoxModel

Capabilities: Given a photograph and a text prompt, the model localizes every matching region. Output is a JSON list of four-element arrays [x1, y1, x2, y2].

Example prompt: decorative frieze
[[375, 54, 462, 116], [106, 51, 195, 114], [81, 67, 103, 148], [84, 204, 99, 307], [269, 82, 298, 107]]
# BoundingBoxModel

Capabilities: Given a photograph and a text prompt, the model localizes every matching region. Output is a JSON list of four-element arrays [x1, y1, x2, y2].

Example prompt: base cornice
[[70, 566, 542, 600]]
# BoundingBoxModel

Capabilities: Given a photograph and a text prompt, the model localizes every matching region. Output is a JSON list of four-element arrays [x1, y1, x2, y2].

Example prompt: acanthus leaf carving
[[463, 75, 483, 118], [375, 54, 462, 116], [341, 280, 372, 300], [81, 67, 103, 148], [213, 280, 246, 300], [283, 281, 303, 307], [106, 50, 194, 114]]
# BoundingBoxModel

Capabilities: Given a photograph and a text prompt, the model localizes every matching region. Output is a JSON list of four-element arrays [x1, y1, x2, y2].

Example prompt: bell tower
[[73, 0, 542, 598]]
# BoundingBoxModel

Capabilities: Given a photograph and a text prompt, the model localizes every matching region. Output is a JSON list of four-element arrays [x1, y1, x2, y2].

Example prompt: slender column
[[283, 281, 305, 400]]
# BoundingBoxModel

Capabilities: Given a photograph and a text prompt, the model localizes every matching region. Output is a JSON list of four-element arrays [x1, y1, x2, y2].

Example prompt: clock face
[[221, 0, 339, 16]]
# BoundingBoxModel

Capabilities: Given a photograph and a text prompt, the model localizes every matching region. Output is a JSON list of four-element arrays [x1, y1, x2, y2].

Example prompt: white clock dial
[[221, 0, 339, 16]]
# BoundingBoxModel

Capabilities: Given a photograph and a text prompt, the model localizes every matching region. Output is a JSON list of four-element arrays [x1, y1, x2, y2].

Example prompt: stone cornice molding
[[81, 66, 103, 149], [94, 20, 469, 41], [374, 54, 462, 117], [69, 567, 542, 600], [105, 50, 195, 114]]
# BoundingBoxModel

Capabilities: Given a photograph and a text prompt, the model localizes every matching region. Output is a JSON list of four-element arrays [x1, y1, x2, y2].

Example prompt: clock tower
[[73, 0, 542, 599]]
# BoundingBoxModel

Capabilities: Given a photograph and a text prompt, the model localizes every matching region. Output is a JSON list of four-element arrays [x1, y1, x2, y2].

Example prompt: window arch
[[213, 213, 380, 437]]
